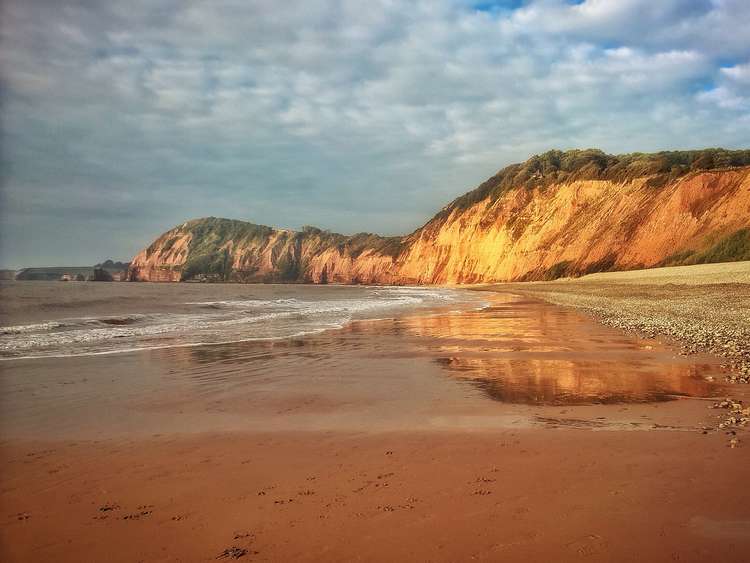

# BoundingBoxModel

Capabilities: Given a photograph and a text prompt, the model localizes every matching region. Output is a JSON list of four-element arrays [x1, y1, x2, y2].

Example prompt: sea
[[0, 281, 485, 360]]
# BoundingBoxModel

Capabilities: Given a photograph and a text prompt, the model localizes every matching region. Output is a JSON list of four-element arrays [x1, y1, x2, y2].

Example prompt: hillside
[[128, 148, 750, 284], [128, 219, 404, 283]]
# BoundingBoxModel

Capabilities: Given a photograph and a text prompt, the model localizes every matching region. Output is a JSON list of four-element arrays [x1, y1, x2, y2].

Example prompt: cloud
[[509, 0, 750, 58], [698, 62, 750, 110], [1, 0, 748, 267]]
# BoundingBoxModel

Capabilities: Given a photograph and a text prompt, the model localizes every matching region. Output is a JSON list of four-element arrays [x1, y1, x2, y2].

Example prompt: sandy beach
[[3, 428, 750, 562], [2, 275, 749, 562]]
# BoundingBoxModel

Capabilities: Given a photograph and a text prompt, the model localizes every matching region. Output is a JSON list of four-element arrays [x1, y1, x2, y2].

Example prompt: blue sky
[[1, 0, 749, 268]]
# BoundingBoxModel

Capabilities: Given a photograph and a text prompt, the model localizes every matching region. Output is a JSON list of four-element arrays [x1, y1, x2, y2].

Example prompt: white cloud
[[698, 61, 750, 111], [509, 0, 750, 58], [722, 62, 750, 86]]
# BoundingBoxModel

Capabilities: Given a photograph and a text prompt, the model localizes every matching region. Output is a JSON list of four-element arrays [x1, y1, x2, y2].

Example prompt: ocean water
[[0, 281, 485, 359]]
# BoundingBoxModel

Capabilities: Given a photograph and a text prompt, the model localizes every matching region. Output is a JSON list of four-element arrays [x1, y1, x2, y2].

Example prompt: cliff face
[[129, 149, 750, 284], [128, 219, 405, 284]]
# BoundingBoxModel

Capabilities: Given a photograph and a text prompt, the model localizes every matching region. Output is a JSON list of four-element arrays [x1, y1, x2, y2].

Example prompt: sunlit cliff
[[128, 148, 750, 284]]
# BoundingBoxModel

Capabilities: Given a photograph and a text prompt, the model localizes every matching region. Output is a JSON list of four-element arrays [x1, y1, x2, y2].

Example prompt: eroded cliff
[[129, 148, 750, 284]]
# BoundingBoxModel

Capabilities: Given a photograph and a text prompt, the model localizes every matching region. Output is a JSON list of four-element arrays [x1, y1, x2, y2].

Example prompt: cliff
[[128, 148, 750, 284], [128, 220, 405, 283]]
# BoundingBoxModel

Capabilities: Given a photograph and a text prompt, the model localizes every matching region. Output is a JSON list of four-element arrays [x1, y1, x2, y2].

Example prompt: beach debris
[[216, 547, 248, 559]]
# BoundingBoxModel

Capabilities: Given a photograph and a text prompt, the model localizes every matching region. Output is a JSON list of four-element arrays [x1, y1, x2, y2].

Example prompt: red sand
[[2, 429, 749, 562]]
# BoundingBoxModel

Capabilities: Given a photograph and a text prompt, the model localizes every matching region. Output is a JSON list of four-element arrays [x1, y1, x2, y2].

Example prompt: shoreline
[[477, 261, 750, 383]]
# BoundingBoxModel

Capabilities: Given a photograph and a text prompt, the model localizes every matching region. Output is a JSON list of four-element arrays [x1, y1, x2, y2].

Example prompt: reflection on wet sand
[[435, 356, 714, 404], [399, 294, 718, 404]]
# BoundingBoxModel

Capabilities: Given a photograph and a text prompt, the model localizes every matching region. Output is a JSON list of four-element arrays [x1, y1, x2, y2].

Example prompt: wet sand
[[485, 261, 750, 380], [2, 292, 749, 561]]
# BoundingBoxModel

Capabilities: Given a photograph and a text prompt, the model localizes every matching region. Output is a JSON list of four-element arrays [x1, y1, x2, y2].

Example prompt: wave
[[0, 286, 482, 360], [1, 321, 66, 335], [1, 314, 148, 335]]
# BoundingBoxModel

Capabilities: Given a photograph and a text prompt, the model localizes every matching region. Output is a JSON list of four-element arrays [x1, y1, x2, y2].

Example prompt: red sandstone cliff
[[128, 149, 750, 284]]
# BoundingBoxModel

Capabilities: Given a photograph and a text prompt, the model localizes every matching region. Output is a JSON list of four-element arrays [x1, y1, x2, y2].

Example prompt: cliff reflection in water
[[148, 293, 720, 408], [401, 295, 718, 405], [434, 356, 715, 405]]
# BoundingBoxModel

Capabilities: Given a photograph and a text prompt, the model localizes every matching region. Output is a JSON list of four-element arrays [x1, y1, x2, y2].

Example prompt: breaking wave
[[0, 286, 485, 360]]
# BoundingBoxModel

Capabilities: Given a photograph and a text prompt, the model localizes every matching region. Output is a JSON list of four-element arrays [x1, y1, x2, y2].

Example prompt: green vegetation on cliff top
[[437, 148, 750, 219], [180, 218, 275, 281], [175, 218, 404, 281]]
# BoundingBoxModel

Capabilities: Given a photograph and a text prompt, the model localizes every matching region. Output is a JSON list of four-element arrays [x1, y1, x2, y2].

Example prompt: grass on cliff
[[338, 233, 405, 259], [527, 254, 619, 281], [436, 148, 750, 221], [178, 218, 405, 282], [660, 228, 750, 267], [538, 231, 750, 281], [180, 218, 274, 281], [283, 226, 404, 260], [188, 217, 274, 246]]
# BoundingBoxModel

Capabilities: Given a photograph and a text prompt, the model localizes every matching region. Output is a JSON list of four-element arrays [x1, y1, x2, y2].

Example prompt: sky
[[1, 0, 749, 268]]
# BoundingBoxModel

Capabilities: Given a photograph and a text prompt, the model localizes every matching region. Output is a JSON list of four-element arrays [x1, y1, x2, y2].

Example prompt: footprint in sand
[[122, 505, 154, 520], [216, 546, 248, 559]]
